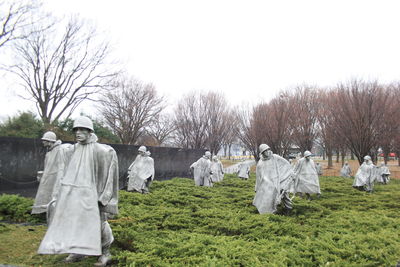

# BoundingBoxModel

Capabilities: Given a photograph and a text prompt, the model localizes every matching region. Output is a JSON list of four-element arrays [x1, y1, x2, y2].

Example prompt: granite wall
[[0, 137, 205, 197]]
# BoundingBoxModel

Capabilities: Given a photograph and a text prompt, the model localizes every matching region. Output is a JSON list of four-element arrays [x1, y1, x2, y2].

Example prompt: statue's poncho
[[127, 154, 155, 192], [190, 156, 212, 186], [238, 163, 250, 179], [340, 165, 352, 178], [211, 160, 224, 182], [380, 165, 390, 177], [293, 158, 321, 194], [32, 141, 72, 214], [38, 134, 119, 256], [315, 164, 323, 176], [253, 154, 294, 214], [377, 165, 391, 183], [353, 162, 375, 188]]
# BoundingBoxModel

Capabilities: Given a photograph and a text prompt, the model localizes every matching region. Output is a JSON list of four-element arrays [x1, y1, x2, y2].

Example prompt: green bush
[[111, 175, 400, 266], [2, 175, 400, 266], [0, 194, 44, 223]]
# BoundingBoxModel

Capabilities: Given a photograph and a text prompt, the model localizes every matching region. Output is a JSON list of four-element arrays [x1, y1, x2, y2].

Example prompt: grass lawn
[[1, 174, 400, 266]]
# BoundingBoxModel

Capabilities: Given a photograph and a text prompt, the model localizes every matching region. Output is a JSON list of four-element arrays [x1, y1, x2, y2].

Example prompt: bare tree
[[99, 77, 165, 145], [329, 79, 394, 165], [289, 86, 320, 153], [235, 105, 261, 160], [316, 89, 337, 168], [378, 83, 400, 164], [173, 92, 208, 149], [202, 92, 230, 154], [221, 112, 239, 159], [9, 17, 118, 125], [146, 114, 176, 146], [0, 0, 46, 49], [173, 91, 230, 154], [257, 93, 292, 156]]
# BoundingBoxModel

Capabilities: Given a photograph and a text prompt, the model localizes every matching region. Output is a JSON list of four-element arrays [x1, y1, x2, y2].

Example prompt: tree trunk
[[350, 152, 355, 160], [341, 152, 345, 167], [336, 150, 340, 163], [327, 147, 333, 168]]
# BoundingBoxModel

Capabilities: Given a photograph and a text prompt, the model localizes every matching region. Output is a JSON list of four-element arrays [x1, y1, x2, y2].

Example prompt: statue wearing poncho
[[210, 156, 224, 182], [253, 144, 294, 214], [190, 151, 212, 187], [32, 132, 72, 216], [38, 117, 118, 267], [378, 163, 390, 184], [353, 155, 376, 192], [127, 147, 155, 193], [293, 151, 321, 195], [340, 162, 352, 178], [237, 162, 250, 180]]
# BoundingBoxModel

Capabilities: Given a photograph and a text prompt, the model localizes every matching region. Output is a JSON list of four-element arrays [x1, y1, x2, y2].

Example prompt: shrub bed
[[1, 175, 400, 266], [112, 175, 400, 266]]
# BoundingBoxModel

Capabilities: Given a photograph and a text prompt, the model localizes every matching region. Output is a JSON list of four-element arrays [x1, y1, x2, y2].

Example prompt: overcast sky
[[1, 0, 400, 120]]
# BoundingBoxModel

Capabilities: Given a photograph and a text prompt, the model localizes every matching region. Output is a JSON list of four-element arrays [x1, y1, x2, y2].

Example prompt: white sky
[[1, 0, 400, 120]]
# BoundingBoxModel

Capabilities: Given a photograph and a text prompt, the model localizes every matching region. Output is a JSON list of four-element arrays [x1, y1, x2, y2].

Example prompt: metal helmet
[[41, 131, 57, 142], [304, 151, 312, 157], [259, 144, 270, 154], [138, 146, 147, 152], [212, 155, 218, 160], [364, 155, 371, 161], [73, 116, 94, 132], [205, 151, 211, 157]]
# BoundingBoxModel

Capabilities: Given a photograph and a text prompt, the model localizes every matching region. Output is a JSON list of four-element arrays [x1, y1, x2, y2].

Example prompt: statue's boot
[[64, 253, 85, 263], [94, 248, 111, 267]]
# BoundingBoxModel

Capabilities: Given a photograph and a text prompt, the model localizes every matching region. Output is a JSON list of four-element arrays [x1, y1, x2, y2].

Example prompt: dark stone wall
[[0, 137, 204, 197]]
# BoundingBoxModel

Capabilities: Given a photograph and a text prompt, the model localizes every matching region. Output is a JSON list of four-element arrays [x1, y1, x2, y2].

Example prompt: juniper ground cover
[[1, 174, 400, 266]]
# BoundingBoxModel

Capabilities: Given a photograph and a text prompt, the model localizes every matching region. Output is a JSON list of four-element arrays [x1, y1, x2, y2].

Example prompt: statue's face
[[305, 156, 310, 161], [138, 150, 145, 156], [74, 127, 91, 143], [262, 149, 272, 158], [42, 140, 52, 148]]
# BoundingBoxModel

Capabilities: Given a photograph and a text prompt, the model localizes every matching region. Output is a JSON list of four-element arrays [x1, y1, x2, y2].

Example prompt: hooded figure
[[253, 144, 295, 214], [38, 116, 119, 267], [378, 162, 390, 184], [293, 151, 321, 197], [353, 155, 376, 192], [340, 161, 352, 178], [237, 161, 250, 180], [190, 151, 213, 187], [32, 131, 72, 218], [210, 156, 224, 182], [127, 146, 155, 193]]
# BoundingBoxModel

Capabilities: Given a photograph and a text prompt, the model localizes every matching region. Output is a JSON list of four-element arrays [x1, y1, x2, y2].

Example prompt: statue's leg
[[143, 177, 152, 194], [94, 212, 114, 267], [281, 192, 293, 215]]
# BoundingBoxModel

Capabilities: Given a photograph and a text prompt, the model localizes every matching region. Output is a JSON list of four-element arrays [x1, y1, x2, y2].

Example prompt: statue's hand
[[37, 171, 43, 181]]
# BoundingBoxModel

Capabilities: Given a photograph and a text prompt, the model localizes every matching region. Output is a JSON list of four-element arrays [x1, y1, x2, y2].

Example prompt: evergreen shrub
[[0, 194, 44, 223], [112, 175, 400, 266]]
